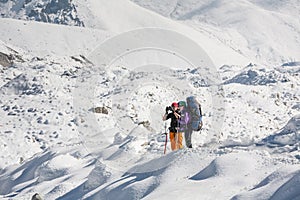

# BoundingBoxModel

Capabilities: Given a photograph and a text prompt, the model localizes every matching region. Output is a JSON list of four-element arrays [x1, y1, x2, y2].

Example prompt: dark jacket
[[166, 110, 180, 132]]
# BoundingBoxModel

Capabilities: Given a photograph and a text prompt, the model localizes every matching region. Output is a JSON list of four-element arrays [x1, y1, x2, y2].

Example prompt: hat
[[178, 101, 187, 107], [171, 102, 178, 108]]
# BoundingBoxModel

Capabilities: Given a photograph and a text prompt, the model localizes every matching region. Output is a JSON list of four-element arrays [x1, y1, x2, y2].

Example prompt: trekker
[[163, 102, 183, 151], [186, 96, 203, 148], [178, 101, 192, 148]]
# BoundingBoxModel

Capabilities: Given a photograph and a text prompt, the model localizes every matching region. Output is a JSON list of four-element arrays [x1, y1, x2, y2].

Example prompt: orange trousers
[[169, 132, 183, 151]]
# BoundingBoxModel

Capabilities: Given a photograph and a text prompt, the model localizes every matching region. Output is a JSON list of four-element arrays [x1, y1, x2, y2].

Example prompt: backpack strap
[[199, 105, 202, 117]]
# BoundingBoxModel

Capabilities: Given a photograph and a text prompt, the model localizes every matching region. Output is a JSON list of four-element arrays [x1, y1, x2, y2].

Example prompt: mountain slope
[[0, 0, 251, 67], [0, 0, 84, 26], [0, 17, 108, 57], [131, 0, 300, 66]]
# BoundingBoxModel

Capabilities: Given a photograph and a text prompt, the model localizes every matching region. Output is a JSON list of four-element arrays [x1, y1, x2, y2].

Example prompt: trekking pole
[[175, 128, 179, 150], [163, 123, 168, 154]]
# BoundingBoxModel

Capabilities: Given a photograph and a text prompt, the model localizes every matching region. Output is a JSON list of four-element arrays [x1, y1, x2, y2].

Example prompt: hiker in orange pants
[[163, 102, 183, 151], [169, 131, 183, 150]]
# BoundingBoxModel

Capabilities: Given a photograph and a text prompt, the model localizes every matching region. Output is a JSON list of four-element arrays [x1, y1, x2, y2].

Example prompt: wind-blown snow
[[0, 0, 299, 199]]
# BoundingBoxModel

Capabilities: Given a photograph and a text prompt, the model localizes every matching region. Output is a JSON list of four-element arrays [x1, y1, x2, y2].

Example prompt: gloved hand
[[165, 106, 169, 114], [165, 106, 172, 114]]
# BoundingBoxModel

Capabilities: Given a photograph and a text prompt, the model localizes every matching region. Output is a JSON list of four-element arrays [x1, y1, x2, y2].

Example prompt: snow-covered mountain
[[0, 0, 83, 26], [131, 0, 300, 66], [0, 0, 299, 199]]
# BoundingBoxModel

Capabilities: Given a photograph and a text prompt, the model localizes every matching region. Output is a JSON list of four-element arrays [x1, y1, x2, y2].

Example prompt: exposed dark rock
[[0, 52, 13, 67], [224, 69, 289, 85], [31, 193, 43, 200], [93, 107, 109, 114], [1, 0, 84, 27]]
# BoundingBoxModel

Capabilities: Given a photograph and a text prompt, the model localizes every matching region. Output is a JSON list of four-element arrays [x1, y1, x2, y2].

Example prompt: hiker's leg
[[169, 132, 176, 151], [185, 127, 193, 148], [174, 132, 178, 150], [178, 132, 183, 149]]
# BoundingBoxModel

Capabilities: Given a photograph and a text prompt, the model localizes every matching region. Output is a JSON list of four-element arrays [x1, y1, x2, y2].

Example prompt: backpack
[[186, 96, 203, 131]]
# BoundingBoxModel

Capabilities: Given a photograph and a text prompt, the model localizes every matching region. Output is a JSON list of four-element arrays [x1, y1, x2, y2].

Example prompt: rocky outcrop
[[0, 0, 84, 26]]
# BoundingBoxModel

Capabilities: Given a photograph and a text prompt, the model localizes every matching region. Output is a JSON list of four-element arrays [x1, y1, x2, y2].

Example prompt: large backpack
[[186, 96, 203, 131]]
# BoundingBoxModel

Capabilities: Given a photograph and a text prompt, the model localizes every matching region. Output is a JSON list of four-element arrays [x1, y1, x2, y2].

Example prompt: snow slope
[[131, 0, 300, 66], [0, 17, 108, 57], [73, 0, 251, 67], [0, 0, 299, 199], [0, 0, 251, 67]]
